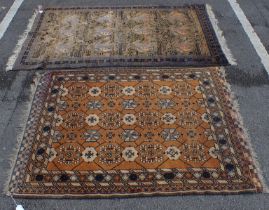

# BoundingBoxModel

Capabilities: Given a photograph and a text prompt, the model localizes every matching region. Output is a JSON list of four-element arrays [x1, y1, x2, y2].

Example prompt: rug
[[9, 5, 229, 71], [8, 67, 262, 197]]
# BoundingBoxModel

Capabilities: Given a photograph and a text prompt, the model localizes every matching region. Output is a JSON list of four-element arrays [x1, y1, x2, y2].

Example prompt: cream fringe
[[220, 67, 269, 193], [3, 73, 41, 195], [6, 11, 38, 71], [206, 4, 237, 65]]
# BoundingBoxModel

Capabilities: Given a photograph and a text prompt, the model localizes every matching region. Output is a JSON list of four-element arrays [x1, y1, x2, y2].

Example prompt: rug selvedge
[[11, 5, 228, 70], [8, 67, 262, 197]]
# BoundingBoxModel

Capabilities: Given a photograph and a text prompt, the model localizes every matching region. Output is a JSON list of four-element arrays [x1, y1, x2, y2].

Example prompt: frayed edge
[[6, 11, 38, 71], [3, 73, 41, 196], [206, 4, 237, 65], [220, 67, 269, 193]]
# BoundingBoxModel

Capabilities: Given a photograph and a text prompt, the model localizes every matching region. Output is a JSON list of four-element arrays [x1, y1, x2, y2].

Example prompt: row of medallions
[[51, 82, 200, 99], [51, 128, 212, 143], [53, 111, 216, 129], [46, 143, 219, 165], [53, 97, 211, 113]]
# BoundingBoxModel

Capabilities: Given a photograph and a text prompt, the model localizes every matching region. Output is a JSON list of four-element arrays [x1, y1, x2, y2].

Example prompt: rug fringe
[[6, 11, 38, 71], [206, 4, 237, 65], [220, 67, 269, 193], [3, 73, 41, 196]]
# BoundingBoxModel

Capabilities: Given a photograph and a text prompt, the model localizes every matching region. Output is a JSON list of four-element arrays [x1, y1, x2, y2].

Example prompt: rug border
[[10, 4, 229, 71]]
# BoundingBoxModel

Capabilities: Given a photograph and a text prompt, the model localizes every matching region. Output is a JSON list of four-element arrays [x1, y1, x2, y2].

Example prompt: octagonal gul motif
[[99, 112, 122, 129], [102, 83, 122, 98], [135, 82, 156, 97], [140, 144, 163, 163], [55, 143, 83, 166], [63, 112, 86, 129], [138, 112, 160, 127], [181, 142, 206, 162], [178, 110, 201, 128], [99, 144, 122, 164], [173, 81, 194, 97], [68, 83, 89, 100]]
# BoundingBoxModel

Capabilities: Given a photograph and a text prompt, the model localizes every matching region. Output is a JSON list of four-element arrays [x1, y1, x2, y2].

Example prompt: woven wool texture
[[8, 67, 262, 197], [10, 5, 228, 70]]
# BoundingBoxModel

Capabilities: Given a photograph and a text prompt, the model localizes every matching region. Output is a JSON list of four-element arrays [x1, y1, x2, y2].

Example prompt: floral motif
[[161, 113, 176, 124], [82, 130, 101, 142], [123, 114, 137, 125], [165, 146, 181, 160], [88, 101, 102, 109], [121, 130, 140, 141], [161, 128, 180, 141], [158, 99, 175, 109], [82, 147, 97, 162], [86, 114, 99, 126], [122, 86, 135, 95], [89, 87, 101, 96], [122, 100, 137, 109], [159, 86, 172, 95], [122, 147, 138, 161]]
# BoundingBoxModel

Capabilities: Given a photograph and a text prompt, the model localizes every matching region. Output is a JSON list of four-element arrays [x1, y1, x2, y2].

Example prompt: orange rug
[[8, 67, 262, 197]]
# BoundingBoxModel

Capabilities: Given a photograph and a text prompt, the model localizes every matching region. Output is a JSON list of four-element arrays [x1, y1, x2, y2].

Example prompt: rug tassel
[[10, 195, 25, 210], [6, 9, 39, 71], [220, 67, 269, 193], [206, 4, 237, 65], [3, 73, 41, 196]]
